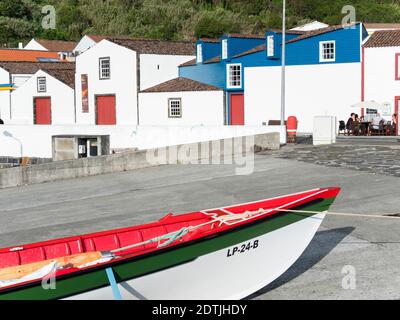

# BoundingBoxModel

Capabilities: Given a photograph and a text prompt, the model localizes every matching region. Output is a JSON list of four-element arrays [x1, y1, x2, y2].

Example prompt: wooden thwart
[[0, 252, 103, 281]]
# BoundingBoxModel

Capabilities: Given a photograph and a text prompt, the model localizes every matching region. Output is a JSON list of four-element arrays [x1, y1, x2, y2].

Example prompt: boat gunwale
[[0, 187, 333, 255], [0, 189, 339, 296]]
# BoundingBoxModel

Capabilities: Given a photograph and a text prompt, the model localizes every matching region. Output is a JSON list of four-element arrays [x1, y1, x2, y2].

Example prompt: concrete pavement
[[0, 149, 399, 299]]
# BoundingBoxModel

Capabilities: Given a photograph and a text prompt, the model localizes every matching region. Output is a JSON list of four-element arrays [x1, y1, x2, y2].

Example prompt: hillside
[[1, 0, 400, 46]]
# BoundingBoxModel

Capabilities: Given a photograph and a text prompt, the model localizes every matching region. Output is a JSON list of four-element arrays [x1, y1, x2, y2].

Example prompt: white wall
[[75, 40, 138, 125], [10, 70, 75, 125], [140, 54, 195, 90], [139, 91, 224, 125], [24, 39, 47, 51], [0, 67, 11, 122], [73, 36, 97, 55], [0, 125, 286, 158], [245, 63, 361, 133], [291, 21, 329, 32], [364, 46, 400, 122], [12, 75, 33, 88]]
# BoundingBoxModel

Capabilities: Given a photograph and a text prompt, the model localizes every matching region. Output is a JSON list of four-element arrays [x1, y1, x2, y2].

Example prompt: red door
[[34, 97, 51, 125], [230, 93, 244, 125], [96, 95, 116, 125]]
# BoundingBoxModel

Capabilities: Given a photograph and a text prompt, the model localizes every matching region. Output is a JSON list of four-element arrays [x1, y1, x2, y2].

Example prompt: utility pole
[[281, 0, 286, 126]]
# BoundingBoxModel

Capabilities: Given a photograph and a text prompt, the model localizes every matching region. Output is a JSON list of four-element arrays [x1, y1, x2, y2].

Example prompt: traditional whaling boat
[[0, 187, 340, 300]]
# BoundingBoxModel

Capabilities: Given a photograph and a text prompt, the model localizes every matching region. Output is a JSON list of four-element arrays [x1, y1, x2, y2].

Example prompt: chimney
[[18, 42, 23, 49]]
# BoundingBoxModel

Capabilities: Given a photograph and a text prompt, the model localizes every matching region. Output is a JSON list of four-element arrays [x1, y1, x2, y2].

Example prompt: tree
[[0, 0, 31, 19]]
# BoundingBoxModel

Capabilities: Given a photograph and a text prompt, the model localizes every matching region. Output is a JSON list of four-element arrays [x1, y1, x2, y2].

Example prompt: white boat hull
[[66, 212, 326, 300]]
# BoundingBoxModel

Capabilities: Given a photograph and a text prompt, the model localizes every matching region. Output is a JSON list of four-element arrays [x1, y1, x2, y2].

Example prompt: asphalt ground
[[1, 144, 399, 299]]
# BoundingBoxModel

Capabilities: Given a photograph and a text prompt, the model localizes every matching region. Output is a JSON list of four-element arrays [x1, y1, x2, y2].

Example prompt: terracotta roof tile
[[36, 39, 77, 52], [107, 38, 195, 55], [0, 49, 61, 62], [141, 77, 222, 93], [87, 35, 108, 43], [364, 23, 400, 30], [273, 29, 305, 35], [363, 30, 400, 47], [226, 33, 265, 39], [199, 38, 220, 43], [204, 56, 221, 64], [0, 61, 74, 74], [286, 24, 357, 43], [179, 58, 197, 67], [43, 68, 75, 88], [233, 44, 266, 58]]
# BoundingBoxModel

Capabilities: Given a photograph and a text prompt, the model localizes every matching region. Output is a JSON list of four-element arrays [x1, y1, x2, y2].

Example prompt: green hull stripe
[[0, 197, 335, 300]]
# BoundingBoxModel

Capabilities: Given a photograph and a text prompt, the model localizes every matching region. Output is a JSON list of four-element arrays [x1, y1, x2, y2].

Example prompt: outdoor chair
[[386, 121, 392, 136], [370, 120, 386, 136], [338, 121, 346, 135]]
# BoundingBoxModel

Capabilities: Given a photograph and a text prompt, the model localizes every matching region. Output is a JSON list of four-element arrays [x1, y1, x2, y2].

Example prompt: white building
[[290, 21, 329, 32], [75, 38, 195, 126], [10, 69, 75, 125], [139, 77, 224, 126], [73, 35, 108, 56], [363, 30, 400, 133], [24, 39, 77, 61], [0, 62, 75, 124]]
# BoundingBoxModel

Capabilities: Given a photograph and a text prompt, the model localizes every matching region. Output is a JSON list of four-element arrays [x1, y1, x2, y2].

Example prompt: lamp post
[[3, 130, 23, 159], [281, 0, 286, 126]]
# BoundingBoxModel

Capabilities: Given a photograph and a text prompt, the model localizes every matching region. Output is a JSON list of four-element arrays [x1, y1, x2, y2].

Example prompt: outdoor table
[[360, 122, 370, 135]]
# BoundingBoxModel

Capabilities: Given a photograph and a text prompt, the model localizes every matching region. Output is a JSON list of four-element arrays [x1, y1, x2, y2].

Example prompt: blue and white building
[[174, 23, 368, 132], [244, 23, 368, 132], [179, 32, 302, 125]]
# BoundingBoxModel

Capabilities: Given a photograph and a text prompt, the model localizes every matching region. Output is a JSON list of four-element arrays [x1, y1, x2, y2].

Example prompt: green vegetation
[[1, 0, 400, 46]]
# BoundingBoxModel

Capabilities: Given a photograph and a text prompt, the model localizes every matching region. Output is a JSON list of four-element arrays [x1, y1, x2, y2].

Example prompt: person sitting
[[346, 113, 356, 135], [371, 113, 384, 130], [370, 113, 385, 135], [354, 114, 360, 136], [390, 113, 398, 136]]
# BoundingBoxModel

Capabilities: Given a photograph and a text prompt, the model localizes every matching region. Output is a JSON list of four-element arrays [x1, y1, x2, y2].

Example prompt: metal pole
[[281, 0, 286, 126]]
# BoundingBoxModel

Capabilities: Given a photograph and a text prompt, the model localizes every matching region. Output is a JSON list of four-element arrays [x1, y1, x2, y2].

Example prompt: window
[[267, 35, 274, 57], [222, 39, 228, 60], [37, 77, 47, 93], [197, 44, 203, 63], [99, 57, 111, 79], [395, 53, 400, 80], [227, 64, 242, 89], [168, 98, 182, 118], [320, 41, 335, 62]]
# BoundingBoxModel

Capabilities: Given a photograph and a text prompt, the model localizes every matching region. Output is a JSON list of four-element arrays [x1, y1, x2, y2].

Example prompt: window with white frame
[[197, 44, 203, 63], [168, 98, 182, 118], [267, 35, 275, 57], [320, 41, 335, 62], [227, 64, 242, 89], [37, 77, 47, 92], [99, 57, 111, 79], [222, 39, 228, 59]]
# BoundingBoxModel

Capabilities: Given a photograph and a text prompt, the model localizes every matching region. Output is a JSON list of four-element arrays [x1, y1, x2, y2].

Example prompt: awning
[[351, 100, 383, 109]]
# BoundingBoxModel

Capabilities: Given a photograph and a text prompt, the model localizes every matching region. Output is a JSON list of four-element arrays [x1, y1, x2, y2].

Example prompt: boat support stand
[[105, 268, 123, 300]]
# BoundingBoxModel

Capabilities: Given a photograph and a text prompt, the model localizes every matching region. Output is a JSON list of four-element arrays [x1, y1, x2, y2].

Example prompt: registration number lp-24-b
[[227, 240, 259, 257]]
